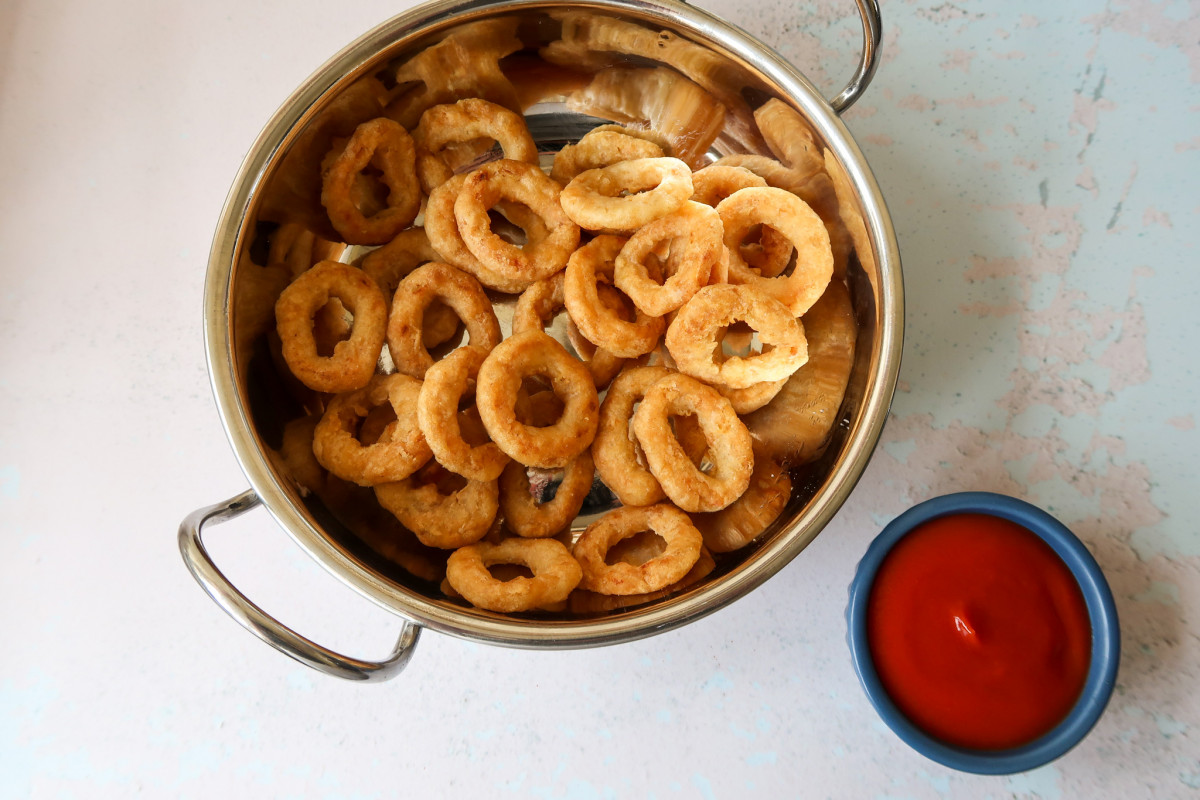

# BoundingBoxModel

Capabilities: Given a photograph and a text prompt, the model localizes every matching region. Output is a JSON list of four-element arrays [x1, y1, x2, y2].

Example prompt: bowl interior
[[846, 492, 1120, 774], [206, 0, 903, 646]]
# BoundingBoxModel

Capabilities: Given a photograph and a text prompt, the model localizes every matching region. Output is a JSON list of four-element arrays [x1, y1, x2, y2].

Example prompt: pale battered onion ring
[[665, 284, 808, 389], [476, 331, 599, 468], [499, 448, 594, 538], [425, 173, 552, 293], [445, 538, 581, 612], [573, 504, 703, 595], [690, 454, 792, 553], [275, 260, 387, 393], [417, 345, 510, 481], [360, 227, 460, 349], [614, 201, 723, 316], [320, 118, 420, 245], [550, 128, 664, 185], [563, 235, 663, 358], [690, 164, 767, 206], [386, 262, 501, 379], [313, 373, 431, 486], [569, 547, 715, 614], [512, 272, 625, 389], [559, 157, 693, 233], [631, 373, 754, 512], [715, 376, 788, 414], [455, 159, 581, 286], [413, 98, 538, 192], [375, 466, 499, 550], [716, 187, 834, 316], [691, 166, 792, 278], [716, 186, 833, 315], [592, 365, 673, 507]]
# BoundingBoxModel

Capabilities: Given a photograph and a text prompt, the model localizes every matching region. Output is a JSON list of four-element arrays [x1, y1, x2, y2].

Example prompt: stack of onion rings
[[264, 91, 852, 617]]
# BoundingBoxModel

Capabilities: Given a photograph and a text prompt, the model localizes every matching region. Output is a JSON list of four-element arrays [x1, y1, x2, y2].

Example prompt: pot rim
[[202, 0, 904, 648]]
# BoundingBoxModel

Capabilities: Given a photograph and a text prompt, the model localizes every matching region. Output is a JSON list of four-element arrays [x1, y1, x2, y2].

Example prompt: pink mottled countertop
[[0, 0, 1196, 796]]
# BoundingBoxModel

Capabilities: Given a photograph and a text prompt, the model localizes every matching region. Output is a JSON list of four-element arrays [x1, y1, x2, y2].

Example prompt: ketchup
[[866, 513, 1091, 750]]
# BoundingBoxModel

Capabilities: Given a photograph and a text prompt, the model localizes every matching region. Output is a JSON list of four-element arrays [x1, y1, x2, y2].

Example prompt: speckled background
[[1, 0, 1196, 796]]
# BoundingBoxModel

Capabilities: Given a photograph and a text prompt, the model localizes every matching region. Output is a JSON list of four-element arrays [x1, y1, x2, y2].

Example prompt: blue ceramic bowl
[[846, 492, 1120, 774]]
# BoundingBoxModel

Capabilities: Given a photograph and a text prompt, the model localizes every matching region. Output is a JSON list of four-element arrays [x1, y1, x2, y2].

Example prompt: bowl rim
[[845, 491, 1121, 774], [203, 0, 905, 648]]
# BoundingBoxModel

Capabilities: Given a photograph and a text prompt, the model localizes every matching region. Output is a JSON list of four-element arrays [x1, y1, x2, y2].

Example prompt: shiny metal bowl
[[180, 0, 903, 681]]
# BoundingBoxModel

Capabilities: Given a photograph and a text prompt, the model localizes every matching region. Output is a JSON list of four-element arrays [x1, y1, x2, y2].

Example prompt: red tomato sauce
[[866, 513, 1091, 750]]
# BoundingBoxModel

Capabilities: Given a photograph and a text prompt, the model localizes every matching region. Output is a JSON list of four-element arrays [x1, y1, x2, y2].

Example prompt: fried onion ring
[[550, 128, 665, 185], [375, 464, 499, 550], [614, 201, 723, 316], [361, 227, 461, 349], [386, 261, 501, 378], [665, 284, 808, 389], [512, 272, 625, 389], [716, 186, 834, 316], [499, 448, 595, 538], [569, 547, 715, 614], [573, 504, 703, 594], [592, 365, 673, 507], [559, 157, 692, 233], [563, 235, 663, 358], [417, 345, 510, 481], [275, 260, 387, 393], [476, 331, 599, 468], [455, 159, 581, 286], [631, 373, 753, 512], [313, 373, 432, 486], [426, 173, 555, 293], [413, 98, 538, 192], [320, 118, 420, 245], [445, 538, 581, 612]]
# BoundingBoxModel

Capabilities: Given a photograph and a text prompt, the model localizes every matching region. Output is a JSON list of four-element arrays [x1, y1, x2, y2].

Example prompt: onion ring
[[569, 547, 715, 614], [512, 272, 625, 389], [592, 365, 673, 507], [715, 376, 788, 414], [550, 128, 664, 185], [361, 227, 461, 349], [573, 504, 703, 594], [563, 235, 663, 358], [455, 159, 581, 286], [269, 223, 347, 280], [320, 118, 420, 245], [413, 98, 538, 192], [386, 261, 501, 379], [665, 284, 808, 389], [630, 373, 753, 512], [476, 330, 599, 468], [417, 345, 510, 481], [559, 157, 692, 233], [614, 201, 723, 316], [445, 538, 581, 612], [425, 173, 553, 293], [690, 165, 792, 278], [499, 448, 595, 538], [275, 260, 387, 393], [375, 463, 499, 550], [313, 373, 432, 486], [715, 187, 835, 316], [690, 454, 791, 553]]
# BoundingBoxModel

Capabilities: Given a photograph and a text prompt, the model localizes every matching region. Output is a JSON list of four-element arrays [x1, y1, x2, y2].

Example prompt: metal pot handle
[[830, 0, 882, 113], [178, 489, 421, 682]]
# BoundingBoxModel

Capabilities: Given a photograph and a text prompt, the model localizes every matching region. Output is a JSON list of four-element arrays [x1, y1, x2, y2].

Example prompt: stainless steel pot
[[180, 0, 903, 682]]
